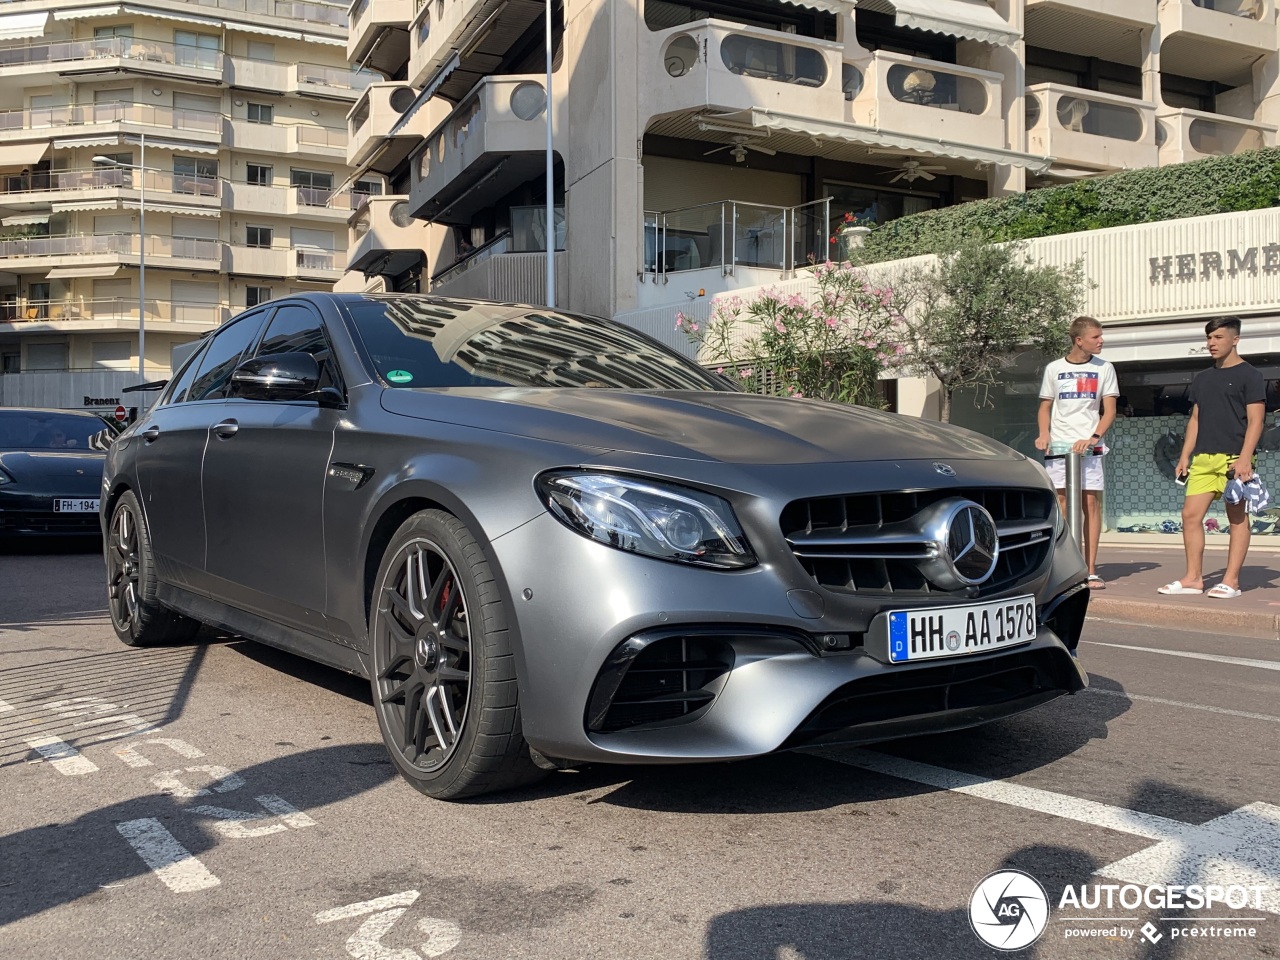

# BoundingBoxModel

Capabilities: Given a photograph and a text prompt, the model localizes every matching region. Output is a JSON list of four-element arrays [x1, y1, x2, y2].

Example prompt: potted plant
[[831, 212, 875, 260]]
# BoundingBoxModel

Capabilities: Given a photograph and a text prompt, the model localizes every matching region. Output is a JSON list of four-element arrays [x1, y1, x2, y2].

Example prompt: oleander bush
[[859, 148, 1280, 264]]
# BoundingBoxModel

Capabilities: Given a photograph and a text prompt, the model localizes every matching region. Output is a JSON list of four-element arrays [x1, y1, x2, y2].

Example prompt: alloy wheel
[[107, 503, 140, 633], [374, 540, 473, 774]]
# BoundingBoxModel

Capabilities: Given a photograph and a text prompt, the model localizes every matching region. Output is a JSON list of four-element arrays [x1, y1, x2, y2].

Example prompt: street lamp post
[[93, 133, 150, 386], [545, 0, 555, 309]]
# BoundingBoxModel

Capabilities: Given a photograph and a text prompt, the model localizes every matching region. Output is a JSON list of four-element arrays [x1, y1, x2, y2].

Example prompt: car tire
[[369, 509, 544, 800], [105, 490, 202, 647]]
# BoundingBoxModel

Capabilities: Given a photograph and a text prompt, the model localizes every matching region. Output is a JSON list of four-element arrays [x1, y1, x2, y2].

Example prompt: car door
[[200, 302, 341, 639], [134, 311, 267, 592]]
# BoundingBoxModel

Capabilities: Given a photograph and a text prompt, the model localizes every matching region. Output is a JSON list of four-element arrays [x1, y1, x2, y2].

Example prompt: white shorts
[[1044, 455, 1105, 492]]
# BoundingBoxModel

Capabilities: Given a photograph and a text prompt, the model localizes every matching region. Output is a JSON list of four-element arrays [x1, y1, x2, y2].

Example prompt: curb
[[1087, 596, 1280, 640]]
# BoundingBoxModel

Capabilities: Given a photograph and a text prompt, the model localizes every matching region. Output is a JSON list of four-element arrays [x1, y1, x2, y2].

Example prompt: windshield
[[0, 411, 117, 451], [343, 295, 732, 392]]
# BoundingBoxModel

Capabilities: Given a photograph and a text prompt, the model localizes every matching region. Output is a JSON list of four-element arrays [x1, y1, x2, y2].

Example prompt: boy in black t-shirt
[[1159, 316, 1266, 599]]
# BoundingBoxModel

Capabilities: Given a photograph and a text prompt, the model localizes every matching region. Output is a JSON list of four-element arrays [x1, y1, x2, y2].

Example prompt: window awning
[[391, 53, 460, 136], [748, 108, 1053, 172], [0, 141, 51, 166], [52, 136, 121, 150], [781, 0, 852, 13], [233, 22, 304, 39], [46, 265, 124, 279], [120, 4, 223, 27], [870, 0, 1019, 47], [305, 34, 346, 46], [128, 202, 221, 217], [1, 213, 51, 227], [53, 6, 123, 21], [0, 11, 50, 41], [54, 199, 123, 212], [137, 138, 220, 155]]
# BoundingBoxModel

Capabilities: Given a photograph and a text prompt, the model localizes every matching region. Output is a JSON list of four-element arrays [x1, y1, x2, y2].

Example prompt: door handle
[[213, 419, 239, 439], [141, 425, 160, 442]]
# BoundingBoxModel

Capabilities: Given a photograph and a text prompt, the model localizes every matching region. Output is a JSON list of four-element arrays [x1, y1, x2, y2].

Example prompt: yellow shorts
[[1186, 453, 1253, 500]]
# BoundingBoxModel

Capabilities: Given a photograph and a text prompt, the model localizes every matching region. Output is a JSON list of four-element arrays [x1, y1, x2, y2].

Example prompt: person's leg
[[1084, 490, 1102, 576], [1221, 498, 1251, 590], [1178, 492, 1215, 588]]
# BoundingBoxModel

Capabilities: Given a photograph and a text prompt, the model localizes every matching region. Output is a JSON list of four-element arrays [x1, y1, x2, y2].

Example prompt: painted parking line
[[1082, 641, 1280, 672], [1083, 687, 1280, 724], [828, 749, 1280, 914], [25, 735, 99, 775], [115, 818, 221, 893], [0, 698, 12, 713]]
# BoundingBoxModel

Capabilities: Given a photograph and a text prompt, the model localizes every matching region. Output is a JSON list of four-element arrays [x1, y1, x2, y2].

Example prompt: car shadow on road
[[0, 743, 395, 929], [0, 535, 101, 557]]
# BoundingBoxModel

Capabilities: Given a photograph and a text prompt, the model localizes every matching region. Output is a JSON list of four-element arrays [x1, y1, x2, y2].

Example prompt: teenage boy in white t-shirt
[[1035, 316, 1119, 589]]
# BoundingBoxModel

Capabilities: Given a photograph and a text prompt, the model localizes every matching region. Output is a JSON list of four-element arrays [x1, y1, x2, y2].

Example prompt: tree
[[894, 240, 1087, 422], [677, 261, 902, 407]]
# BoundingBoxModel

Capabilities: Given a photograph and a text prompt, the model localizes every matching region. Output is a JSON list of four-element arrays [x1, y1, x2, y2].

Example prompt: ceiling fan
[[703, 136, 777, 163], [880, 159, 947, 183]]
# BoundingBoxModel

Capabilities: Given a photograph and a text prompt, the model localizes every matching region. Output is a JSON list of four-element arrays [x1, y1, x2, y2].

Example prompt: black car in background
[[0, 408, 117, 536]]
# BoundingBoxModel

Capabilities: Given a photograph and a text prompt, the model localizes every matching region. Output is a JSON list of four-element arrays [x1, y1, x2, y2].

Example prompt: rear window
[[0, 411, 118, 451], [342, 295, 731, 392]]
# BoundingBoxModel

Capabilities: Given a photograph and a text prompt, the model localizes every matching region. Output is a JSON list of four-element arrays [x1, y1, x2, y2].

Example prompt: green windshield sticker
[[387, 369, 414, 384]]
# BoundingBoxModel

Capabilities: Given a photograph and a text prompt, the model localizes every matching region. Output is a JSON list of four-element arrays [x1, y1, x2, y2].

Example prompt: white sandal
[[1157, 581, 1203, 595], [1207, 584, 1242, 599]]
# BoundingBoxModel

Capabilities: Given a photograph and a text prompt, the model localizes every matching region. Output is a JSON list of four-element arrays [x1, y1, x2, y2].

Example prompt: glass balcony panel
[[660, 203, 726, 273], [720, 34, 827, 87], [1191, 0, 1263, 18], [1188, 117, 1266, 154], [509, 205, 566, 253], [1054, 97, 1144, 141], [887, 63, 987, 114]]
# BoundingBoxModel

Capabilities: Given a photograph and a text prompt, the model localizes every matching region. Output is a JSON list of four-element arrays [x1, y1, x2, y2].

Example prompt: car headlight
[[0, 467, 13, 486], [1052, 496, 1065, 540], [537, 472, 757, 569]]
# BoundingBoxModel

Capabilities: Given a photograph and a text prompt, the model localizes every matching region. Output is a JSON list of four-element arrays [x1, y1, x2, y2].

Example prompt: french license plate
[[54, 499, 100, 513], [887, 595, 1036, 663]]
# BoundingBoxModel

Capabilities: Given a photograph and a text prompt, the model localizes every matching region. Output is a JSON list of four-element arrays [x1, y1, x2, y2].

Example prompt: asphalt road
[[1, 539, 1277, 960]]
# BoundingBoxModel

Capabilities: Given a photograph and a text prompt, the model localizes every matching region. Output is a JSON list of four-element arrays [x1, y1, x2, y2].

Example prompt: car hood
[[0, 450, 105, 483], [380, 388, 1020, 464]]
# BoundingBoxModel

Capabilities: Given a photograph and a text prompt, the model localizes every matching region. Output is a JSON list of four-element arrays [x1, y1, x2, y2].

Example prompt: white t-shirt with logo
[[1039, 355, 1119, 444]]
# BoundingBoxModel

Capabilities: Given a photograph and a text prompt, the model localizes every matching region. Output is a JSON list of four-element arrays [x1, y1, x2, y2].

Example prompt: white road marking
[[73, 713, 155, 732], [114, 738, 205, 768], [188, 794, 317, 839], [151, 765, 245, 798], [1082, 641, 1280, 672], [1084, 687, 1280, 724], [416, 918, 462, 957], [316, 891, 421, 924], [115, 818, 220, 893], [25, 735, 98, 775], [0, 698, 13, 713], [830, 749, 1280, 914]]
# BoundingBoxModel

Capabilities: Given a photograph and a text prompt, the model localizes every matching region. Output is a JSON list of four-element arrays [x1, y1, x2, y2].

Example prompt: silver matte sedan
[[102, 293, 1089, 799]]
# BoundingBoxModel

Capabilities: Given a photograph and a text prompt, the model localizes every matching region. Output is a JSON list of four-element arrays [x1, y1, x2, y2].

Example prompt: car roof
[[0, 407, 107, 419]]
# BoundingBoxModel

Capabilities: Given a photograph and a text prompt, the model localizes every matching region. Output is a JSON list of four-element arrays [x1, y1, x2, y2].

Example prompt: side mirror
[[231, 352, 321, 401]]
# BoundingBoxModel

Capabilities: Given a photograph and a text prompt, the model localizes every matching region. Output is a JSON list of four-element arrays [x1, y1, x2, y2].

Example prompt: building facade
[[0, 0, 370, 411]]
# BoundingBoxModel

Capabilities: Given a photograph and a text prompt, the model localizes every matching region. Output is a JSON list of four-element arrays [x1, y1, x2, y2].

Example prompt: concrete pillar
[[897, 376, 942, 420]]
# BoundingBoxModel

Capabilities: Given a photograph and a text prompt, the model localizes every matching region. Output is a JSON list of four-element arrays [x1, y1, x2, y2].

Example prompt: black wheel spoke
[[436, 585, 462, 633], [437, 629, 469, 654], [437, 664, 468, 684], [387, 588, 419, 627]]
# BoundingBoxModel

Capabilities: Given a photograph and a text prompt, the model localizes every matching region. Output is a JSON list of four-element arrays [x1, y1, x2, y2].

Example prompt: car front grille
[[781, 487, 1055, 597], [589, 635, 735, 733], [0, 509, 100, 535]]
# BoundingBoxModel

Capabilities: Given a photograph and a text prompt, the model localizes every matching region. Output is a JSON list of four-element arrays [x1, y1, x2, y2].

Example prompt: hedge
[[858, 147, 1280, 264]]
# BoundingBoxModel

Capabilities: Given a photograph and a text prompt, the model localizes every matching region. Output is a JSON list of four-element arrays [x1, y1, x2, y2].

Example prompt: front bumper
[[0, 495, 102, 536], [492, 512, 1088, 765]]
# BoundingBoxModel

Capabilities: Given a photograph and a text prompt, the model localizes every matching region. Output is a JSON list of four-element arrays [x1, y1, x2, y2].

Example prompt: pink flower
[[690, 322, 699, 332], [774, 320, 787, 333], [739, 367, 754, 378], [716, 366, 725, 374]]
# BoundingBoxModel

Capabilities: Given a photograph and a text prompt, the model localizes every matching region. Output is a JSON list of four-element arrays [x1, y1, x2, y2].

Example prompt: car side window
[[250, 303, 342, 393], [187, 311, 270, 402], [161, 340, 210, 405]]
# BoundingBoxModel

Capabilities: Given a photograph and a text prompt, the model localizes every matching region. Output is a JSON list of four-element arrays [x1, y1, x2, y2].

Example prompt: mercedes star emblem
[[933, 462, 958, 478], [919, 498, 1000, 588]]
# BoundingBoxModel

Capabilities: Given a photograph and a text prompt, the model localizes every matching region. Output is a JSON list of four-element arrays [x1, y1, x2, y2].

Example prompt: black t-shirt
[[1189, 360, 1266, 456]]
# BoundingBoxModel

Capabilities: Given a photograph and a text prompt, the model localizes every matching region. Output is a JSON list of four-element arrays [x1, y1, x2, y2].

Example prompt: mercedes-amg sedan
[[101, 293, 1089, 799]]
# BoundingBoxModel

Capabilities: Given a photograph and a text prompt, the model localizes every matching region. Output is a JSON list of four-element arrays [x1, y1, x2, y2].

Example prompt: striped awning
[[53, 7, 124, 21], [53, 199, 123, 212], [0, 11, 50, 41], [136, 139, 220, 155], [52, 136, 122, 150], [1, 213, 51, 227], [46, 265, 123, 279], [858, 0, 1019, 46], [126, 202, 221, 217]]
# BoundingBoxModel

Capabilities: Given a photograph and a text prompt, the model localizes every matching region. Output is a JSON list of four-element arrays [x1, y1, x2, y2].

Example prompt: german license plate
[[887, 595, 1036, 663], [54, 499, 100, 513]]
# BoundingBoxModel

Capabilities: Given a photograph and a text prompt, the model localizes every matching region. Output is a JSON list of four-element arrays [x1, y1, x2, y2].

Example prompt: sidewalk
[[1085, 543, 1280, 640]]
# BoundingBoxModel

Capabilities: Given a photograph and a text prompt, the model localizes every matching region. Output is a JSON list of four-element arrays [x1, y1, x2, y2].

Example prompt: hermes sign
[[1150, 244, 1280, 284]]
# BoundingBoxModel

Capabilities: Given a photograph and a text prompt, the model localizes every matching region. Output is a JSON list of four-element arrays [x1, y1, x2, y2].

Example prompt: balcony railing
[[1157, 107, 1276, 162], [0, 168, 221, 198], [0, 234, 221, 261], [431, 232, 507, 286], [1025, 84, 1158, 171], [643, 198, 831, 279], [2, 298, 227, 324], [297, 62, 379, 91], [0, 103, 221, 135], [0, 36, 222, 71], [175, 0, 348, 25], [1189, 0, 1264, 19]]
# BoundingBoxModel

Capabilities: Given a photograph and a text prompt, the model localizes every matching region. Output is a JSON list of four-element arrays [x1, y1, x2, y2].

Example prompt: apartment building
[[338, 0, 1280, 328], [0, 0, 372, 409]]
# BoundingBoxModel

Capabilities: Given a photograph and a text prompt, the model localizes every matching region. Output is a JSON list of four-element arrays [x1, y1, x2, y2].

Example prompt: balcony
[[223, 244, 343, 281], [223, 57, 377, 99], [409, 75, 564, 223], [1159, 0, 1277, 84], [174, 0, 349, 26], [349, 0, 414, 77], [348, 83, 434, 171], [225, 120, 347, 158], [347, 195, 431, 273], [1157, 107, 1277, 164], [0, 169, 221, 213], [1025, 0, 1156, 25], [648, 21, 846, 123], [1025, 85, 1158, 172], [0, 234, 220, 273], [429, 240, 565, 303], [0, 36, 223, 81], [845, 52, 1005, 152], [408, 0, 543, 97], [222, 181, 356, 221], [0, 298, 227, 333], [0, 104, 222, 144]]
